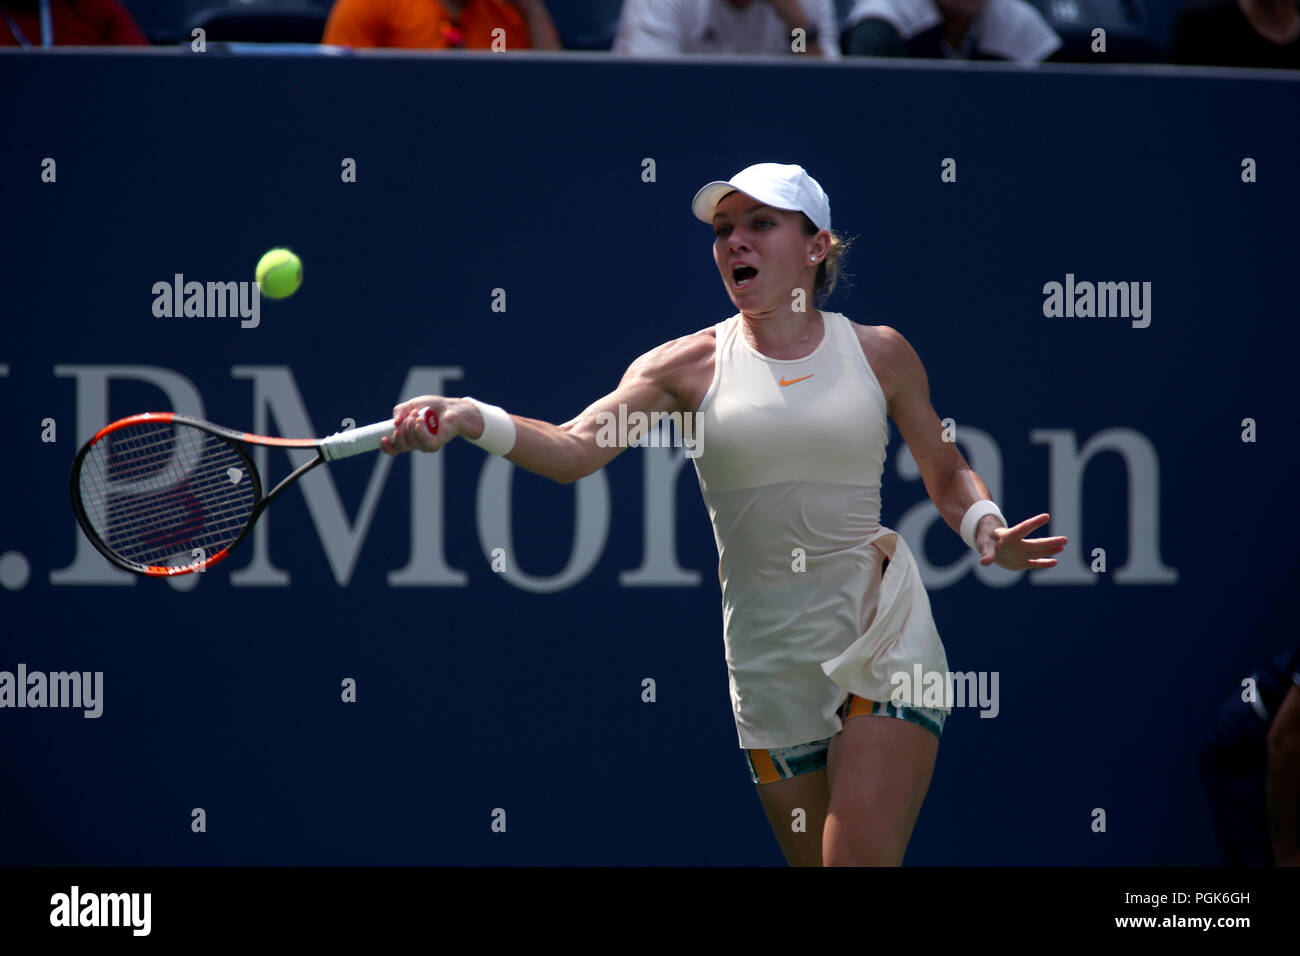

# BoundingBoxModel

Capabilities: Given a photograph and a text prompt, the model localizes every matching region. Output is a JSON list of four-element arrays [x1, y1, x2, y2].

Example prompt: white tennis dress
[[691, 311, 951, 749]]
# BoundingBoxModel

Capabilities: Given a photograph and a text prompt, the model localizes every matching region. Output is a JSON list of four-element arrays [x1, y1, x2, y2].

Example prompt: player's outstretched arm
[[380, 337, 699, 484], [871, 324, 1067, 570]]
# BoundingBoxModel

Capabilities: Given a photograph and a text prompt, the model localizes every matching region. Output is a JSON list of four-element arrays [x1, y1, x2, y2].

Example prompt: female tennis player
[[381, 162, 1066, 866]]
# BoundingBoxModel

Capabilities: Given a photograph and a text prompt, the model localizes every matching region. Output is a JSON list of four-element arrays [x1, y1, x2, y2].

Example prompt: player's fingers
[[386, 402, 448, 455], [413, 409, 439, 450], [1011, 513, 1051, 535], [397, 410, 424, 446], [395, 413, 427, 452], [1027, 541, 1066, 555], [402, 408, 440, 452], [392, 395, 440, 425], [391, 427, 414, 454]]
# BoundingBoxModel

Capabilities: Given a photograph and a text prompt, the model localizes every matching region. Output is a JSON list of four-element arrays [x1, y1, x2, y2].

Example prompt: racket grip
[[319, 407, 437, 461]]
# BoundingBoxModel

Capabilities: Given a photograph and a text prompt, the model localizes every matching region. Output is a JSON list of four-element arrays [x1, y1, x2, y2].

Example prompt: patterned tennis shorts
[[743, 694, 947, 785]]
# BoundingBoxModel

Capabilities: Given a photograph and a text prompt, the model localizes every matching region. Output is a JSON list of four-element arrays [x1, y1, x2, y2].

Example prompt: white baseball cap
[[691, 163, 831, 234]]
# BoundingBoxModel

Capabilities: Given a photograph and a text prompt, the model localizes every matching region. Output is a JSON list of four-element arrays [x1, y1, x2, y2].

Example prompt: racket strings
[[78, 422, 257, 569]]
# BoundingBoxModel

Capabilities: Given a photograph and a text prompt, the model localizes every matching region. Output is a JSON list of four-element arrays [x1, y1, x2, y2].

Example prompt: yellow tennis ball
[[255, 248, 302, 299]]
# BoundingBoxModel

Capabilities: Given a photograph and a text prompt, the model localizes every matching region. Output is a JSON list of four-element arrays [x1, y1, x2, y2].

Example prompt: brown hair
[[801, 214, 852, 306]]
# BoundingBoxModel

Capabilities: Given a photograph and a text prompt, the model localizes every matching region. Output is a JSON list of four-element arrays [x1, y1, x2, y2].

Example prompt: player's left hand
[[978, 513, 1067, 570]]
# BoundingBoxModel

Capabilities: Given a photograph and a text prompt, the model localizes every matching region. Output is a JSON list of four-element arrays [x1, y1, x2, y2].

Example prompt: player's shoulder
[[644, 324, 715, 362], [619, 324, 717, 414], [677, 321, 720, 353], [622, 324, 716, 384], [843, 317, 915, 362], [841, 318, 928, 400]]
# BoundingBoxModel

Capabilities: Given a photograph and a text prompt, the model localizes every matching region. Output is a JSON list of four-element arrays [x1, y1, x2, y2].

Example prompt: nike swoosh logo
[[779, 375, 814, 386]]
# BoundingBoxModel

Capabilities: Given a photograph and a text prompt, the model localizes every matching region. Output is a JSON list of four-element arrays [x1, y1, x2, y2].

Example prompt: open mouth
[[732, 266, 758, 289]]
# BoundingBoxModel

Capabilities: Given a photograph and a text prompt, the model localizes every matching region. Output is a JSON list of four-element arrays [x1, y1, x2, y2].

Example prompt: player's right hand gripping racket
[[69, 407, 437, 577]]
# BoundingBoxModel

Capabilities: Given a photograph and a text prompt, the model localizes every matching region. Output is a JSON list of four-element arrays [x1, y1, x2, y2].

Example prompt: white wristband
[[961, 500, 1005, 553], [462, 396, 516, 456]]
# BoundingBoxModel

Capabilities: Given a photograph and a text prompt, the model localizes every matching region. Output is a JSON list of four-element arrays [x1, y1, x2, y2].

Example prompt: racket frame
[[70, 412, 328, 577], [70, 407, 433, 578]]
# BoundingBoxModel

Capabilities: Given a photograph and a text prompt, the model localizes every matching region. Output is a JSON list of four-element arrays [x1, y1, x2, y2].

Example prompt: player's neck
[[1238, 0, 1300, 44], [740, 309, 825, 359]]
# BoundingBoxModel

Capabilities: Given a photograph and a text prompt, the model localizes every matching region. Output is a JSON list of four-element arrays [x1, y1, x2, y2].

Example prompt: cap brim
[[691, 181, 746, 225]]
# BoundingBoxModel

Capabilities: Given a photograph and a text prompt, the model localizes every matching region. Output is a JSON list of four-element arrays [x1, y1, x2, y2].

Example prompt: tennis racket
[[69, 407, 437, 577]]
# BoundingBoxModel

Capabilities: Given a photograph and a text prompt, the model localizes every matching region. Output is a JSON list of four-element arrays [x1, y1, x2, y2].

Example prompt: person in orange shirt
[[323, 0, 562, 50]]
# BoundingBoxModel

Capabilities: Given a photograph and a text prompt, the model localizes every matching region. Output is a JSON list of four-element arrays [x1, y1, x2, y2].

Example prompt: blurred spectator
[[1201, 644, 1300, 866], [613, 0, 841, 58], [0, 0, 147, 45], [323, 0, 561, 50], [1170, 0, 1300, 68], [842, 0, 1061, 61]]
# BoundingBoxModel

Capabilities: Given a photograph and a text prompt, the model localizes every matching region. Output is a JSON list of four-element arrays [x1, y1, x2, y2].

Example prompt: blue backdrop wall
[[1, 49, 1296, 865]]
